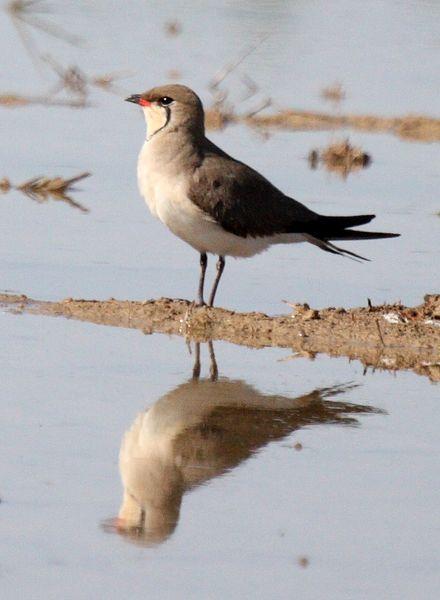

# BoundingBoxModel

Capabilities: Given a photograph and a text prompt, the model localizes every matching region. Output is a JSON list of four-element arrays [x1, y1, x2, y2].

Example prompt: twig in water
[[244, 98, 272, 119], [7, 1, 82, 45], [42, 55, 88, 99], [208, 35, 269, 92], [42, 55, 133, 100], [6, 1, 83, 71], [207, 35, 270, 115]]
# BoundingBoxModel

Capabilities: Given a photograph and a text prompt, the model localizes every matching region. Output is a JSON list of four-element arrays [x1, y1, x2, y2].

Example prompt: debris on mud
[[308, 139, 371, 177], [1, 293, 439, 382]]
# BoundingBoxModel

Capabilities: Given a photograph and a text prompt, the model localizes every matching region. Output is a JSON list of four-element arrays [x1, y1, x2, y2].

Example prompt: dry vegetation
[[6, 0, 82, 54], [2, 1, 130, 108], [0, 62, 130, 109], [203, 72, 440, 142], [43, 55, 132, 101], [0, 172, 90, 211], [1, 293, 439, 382], [308, 139, 371, 177], [205, 39, 272, 128], [203, 61, 440, 142], [2, 7, 439, 146], [0, 93, 90, 107], [205, 106, 440, 142], [321, 82, 346, 106]]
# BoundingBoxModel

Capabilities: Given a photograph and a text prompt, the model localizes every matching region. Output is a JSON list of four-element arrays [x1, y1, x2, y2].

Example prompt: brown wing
[[188, 139, 395, 261], [188, 139, 318, 238]]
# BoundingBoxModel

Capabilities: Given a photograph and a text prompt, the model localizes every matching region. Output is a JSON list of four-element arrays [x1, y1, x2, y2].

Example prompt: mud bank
[[2, 293, 439, 381], [205, 108, 440, 143]]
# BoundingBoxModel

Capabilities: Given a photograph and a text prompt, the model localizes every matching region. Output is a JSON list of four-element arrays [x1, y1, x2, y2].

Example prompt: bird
[[108, 342, 380, 546], [126, 84, 399, 307]]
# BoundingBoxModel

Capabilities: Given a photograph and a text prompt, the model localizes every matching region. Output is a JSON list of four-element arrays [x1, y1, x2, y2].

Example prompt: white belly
[[137, 142, 304, 257], [153, 191, 270, 257]]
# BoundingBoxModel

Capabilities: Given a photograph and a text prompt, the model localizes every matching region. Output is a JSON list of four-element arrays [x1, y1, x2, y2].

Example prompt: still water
[[1, 1, 439, 598], [2, 313, 439, 599]]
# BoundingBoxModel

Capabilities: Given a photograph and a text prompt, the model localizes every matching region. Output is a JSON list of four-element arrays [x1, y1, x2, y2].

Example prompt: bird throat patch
[[145, 105, 171, 141]]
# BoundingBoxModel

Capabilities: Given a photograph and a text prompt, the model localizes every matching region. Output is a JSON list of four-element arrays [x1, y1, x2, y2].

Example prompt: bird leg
[[197, 252, 207, 306], [208, 255, 225, 307], [191, 341, 218, 381]]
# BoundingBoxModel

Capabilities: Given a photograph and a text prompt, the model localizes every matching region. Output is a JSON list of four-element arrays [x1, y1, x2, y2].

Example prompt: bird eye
[[159, 96, 173, 106]]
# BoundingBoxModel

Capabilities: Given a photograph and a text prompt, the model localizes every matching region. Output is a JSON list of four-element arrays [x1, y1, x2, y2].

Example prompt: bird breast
[[136, 140, 272, 257]]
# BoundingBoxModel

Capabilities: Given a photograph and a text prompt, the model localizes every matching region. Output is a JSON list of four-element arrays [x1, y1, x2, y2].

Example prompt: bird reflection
[[107, 342, 381, 547]]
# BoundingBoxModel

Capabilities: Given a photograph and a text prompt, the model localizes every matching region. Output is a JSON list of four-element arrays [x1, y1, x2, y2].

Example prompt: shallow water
[[1, 1, 439, 598], [2, 313, 439, 599]]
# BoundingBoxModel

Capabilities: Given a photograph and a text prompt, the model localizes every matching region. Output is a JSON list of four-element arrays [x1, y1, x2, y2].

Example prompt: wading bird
[[126, 84, 398, 306]]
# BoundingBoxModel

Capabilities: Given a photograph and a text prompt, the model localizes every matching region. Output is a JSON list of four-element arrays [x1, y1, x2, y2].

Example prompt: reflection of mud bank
[[205, 108, 440, 143], [2, 293, 439, 381]]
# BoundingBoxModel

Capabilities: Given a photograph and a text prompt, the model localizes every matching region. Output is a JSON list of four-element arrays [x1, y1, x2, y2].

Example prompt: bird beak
[[125, 94, 142, 104], [125, 94, 150, 107]]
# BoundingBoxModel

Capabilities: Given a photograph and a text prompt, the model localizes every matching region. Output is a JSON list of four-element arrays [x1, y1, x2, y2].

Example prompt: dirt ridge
[[205, 108, 440, 143], [1, 293, 439, 382]]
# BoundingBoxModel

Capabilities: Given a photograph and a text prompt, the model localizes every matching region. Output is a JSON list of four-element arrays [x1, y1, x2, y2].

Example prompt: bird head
[[126, 84, 205, 140]]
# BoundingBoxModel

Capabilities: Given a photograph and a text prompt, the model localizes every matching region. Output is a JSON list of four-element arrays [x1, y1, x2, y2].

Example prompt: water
[[1, 1, 439, 598], [2, 313, 439, 599]]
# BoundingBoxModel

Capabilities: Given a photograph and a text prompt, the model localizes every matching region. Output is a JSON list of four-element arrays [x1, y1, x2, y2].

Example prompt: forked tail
[[306, 214, 400, 261]]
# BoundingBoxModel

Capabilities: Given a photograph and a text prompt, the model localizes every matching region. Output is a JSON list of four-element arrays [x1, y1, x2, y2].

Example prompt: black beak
[[125, 94, 142, 104]]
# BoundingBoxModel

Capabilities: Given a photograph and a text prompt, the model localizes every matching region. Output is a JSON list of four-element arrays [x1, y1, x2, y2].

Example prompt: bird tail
[[328, 229, 401, 242], [304, 214, 400, 262], [304, 235, 370, 261], [318, 214, 376, 229]]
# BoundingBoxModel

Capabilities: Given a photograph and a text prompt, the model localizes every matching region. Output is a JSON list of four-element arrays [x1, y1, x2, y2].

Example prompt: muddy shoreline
[[2, 293, 439, 381], [205, 108, 440, 143]]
